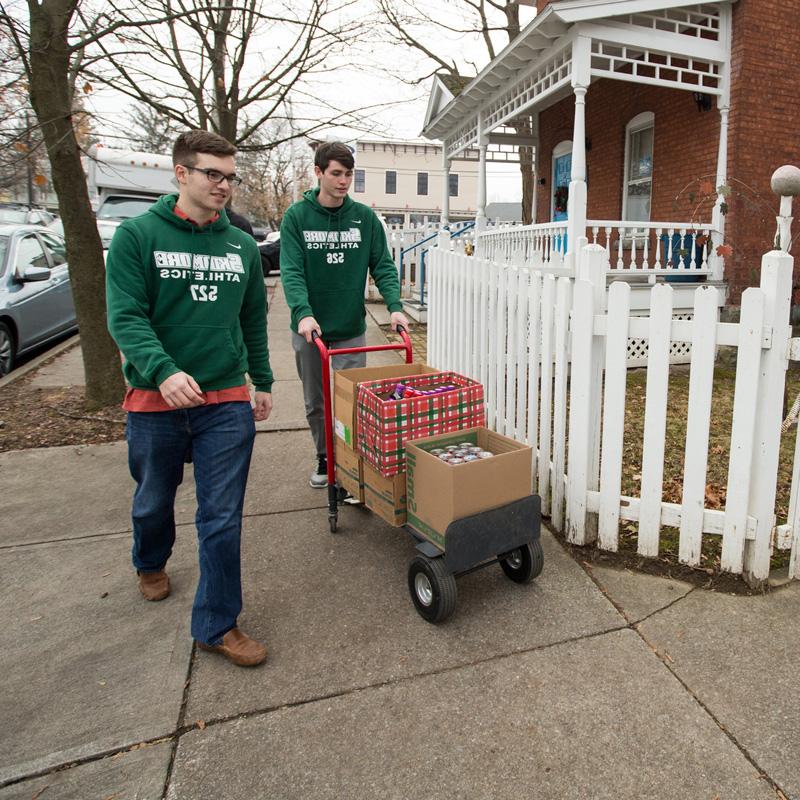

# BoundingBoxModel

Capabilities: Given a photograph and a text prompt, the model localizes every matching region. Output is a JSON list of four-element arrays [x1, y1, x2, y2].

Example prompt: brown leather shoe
[[137, 570, 170, 601], [197, 628, 267, 667]]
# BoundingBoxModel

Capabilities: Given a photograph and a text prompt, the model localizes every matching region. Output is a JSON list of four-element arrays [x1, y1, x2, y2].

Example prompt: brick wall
[[532, 0, 800, 302], [726, 0, 800, 302], [535, 79, 718, 228]]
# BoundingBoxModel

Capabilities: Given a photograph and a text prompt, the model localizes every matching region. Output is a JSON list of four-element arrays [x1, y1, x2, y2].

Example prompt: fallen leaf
[[31, 786, 50, 799], [716, 243, 734, 258], [30, 616, 43, 622], [34, 174, 47, 186], [196, 719, 206, 730], [100, 592, 109, 599]]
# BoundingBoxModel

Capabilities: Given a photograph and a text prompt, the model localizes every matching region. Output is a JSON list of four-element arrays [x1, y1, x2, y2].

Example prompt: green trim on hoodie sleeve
[[106, 223, 180, 387], [280, 206, 315, 331], [240, 247, 273, 393], [367, 211, 403, 313]]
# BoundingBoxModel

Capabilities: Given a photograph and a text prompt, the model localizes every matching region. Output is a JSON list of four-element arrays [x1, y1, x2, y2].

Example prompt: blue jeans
[[126, 402, 256, 645]]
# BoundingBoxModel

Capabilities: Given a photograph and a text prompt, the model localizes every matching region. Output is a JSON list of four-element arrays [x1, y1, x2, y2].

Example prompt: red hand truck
[[312, 327, 413, 534], [312, 327, 543, 623]]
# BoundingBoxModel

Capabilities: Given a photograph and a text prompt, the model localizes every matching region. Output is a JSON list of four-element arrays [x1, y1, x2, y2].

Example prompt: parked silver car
[[0, 223, 77, 376], [0, 203, 55, 227]]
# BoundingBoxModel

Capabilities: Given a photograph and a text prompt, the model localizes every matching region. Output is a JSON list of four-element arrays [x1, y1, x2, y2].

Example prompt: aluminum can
[[478, 450, 494, 459], [430, 448, 444, 455], [448, 457, 465, 465], [463, 454, 479, 462]]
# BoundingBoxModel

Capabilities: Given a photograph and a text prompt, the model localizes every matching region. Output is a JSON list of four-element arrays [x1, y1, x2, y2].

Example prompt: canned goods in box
[[449, 457, 465, 465], [463, 454, 479, 462], [430, 448, 445, 456], [478, 451, 494, 459]]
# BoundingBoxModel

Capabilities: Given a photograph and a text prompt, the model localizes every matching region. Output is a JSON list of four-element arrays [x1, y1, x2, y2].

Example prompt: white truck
[[87, 145, 177, 224]]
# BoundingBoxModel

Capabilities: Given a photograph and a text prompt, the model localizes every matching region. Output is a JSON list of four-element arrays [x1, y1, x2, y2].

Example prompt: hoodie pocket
[[153, 324, 242, 385]]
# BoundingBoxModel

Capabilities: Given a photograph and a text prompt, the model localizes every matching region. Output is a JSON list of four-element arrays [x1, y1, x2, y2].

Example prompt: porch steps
[[402, 298, 428, 323]]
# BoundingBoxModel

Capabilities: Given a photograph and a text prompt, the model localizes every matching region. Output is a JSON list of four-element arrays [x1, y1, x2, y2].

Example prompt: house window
[[449, 173, 459, 197], [385, 170, 396, 194], [354, 169, 365, 193], [417, 172, 428, 196], [623, 112, 654, 222]]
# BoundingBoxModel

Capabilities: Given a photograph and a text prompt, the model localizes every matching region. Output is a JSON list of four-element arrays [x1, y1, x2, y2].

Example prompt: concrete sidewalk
[[0, 279, 797, 799]]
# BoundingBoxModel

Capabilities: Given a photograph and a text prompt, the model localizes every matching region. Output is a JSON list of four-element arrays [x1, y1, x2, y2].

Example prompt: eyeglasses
[[181, 165, 242, 187]]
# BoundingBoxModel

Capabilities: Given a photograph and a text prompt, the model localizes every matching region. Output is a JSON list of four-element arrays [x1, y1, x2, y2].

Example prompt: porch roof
[[422, 0, 731, 154]]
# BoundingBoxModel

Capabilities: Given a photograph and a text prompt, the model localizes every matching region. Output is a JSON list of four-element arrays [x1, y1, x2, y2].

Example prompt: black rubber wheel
[[329, 515, 338, 533], [499, 540, 544, 584], [408, 555, 457, 623], [0, 322, 15, 377]]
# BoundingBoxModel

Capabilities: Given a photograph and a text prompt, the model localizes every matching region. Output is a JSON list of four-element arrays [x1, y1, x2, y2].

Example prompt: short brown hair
[[172, 130, 237, 167], [314, 141, 354, 172]]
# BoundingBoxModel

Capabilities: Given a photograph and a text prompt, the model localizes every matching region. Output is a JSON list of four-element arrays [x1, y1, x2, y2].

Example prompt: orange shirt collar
[[173, 204, 220, 227]]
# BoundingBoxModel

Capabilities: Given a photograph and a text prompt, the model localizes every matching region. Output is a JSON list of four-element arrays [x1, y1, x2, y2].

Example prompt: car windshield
[[0, 209, 28, 224], [0, 235, 8, 274], [97, 197, 155, 221]]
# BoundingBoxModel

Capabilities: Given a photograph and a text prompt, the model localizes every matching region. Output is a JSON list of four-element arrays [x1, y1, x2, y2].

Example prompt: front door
[[552, 153, 571, 222]]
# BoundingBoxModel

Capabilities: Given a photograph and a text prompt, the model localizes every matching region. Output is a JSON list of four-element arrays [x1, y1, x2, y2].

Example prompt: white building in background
[[353, 138, 479, 227]]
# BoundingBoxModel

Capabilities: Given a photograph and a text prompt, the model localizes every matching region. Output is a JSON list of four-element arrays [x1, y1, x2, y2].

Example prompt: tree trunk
[[27, 1, 125, 410], [519, 145, 534, 225]]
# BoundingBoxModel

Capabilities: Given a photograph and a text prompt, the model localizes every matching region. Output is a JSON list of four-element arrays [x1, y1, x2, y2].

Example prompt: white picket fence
[[427, 240, 799, 585]]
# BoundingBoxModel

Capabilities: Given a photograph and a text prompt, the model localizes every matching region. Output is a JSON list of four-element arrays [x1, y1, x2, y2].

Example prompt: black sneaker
[[309, 455, 327, 488]]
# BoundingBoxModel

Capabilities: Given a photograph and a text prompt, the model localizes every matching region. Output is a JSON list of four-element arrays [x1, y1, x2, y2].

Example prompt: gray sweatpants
[[292, 331, 367, 457]]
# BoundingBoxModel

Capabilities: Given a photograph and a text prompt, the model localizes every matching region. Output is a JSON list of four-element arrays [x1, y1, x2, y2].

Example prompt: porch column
[[441, 154, 450, 227], [531, 111, 540, 224], [710, 105, 729, 281], [476, 112, 488, 233], [567, 36, 591, 254]]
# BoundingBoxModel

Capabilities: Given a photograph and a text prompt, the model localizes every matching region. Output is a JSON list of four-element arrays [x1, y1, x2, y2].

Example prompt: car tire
[[0, 321, 16, 377]]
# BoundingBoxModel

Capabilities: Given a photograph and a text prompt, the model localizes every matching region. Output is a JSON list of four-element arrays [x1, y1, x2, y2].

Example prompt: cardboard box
[[333, 363, 437, 452], [334, 443, 364, 503], [363, 460, 407, 527], [356, 372, 485, 477], [405, 428, 533, 548]]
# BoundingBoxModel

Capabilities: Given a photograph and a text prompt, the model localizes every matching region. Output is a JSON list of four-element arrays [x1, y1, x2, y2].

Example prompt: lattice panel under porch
[[590, 40, 721, 92], [627, 313, 694, 367], [484, 47, 572, 132], [445, 119, 479, 161], [610, 4, 720, 40]]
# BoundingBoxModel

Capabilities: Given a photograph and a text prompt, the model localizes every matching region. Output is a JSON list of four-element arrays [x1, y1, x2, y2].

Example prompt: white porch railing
[[474, 219, 724, 281], [427, 238, 798, 586], [475, 221, 569, 267]]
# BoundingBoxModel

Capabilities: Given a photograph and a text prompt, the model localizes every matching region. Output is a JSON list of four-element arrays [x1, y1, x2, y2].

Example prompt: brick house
[[421, 0, 800, 305]]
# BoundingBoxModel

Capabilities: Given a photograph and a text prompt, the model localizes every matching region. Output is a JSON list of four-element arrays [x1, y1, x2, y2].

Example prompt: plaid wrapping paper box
[[356, 372, 485, 477]]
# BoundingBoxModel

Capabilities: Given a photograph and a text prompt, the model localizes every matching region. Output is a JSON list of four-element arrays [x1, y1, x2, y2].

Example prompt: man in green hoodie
[[281, 142, 408, 487], [106, 130, 272, 667]]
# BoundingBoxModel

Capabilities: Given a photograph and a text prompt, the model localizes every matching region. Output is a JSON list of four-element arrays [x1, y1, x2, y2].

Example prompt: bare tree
[[127, 103, 182, 155], [234, 128, 313, 229], [0, 0, 129, 406], [374, 0, 536, 223], [83, 0, 385, 153]]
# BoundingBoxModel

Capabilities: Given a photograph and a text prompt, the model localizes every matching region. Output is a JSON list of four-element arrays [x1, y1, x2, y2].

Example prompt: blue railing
[[399, 221, 476, 308]]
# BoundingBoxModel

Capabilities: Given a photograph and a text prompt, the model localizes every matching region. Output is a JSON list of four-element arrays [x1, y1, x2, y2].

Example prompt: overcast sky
[[79, 0, 537, 202]]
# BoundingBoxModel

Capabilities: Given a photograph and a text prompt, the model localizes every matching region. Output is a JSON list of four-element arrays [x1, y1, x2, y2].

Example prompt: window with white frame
[[623, 112, 654, 222], [354, 169, 365, 193]]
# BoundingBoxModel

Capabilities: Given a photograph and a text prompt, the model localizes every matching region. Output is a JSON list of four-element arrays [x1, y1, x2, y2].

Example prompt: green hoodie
[[106, 194, 273, 393], [280, 188, 402, 340]]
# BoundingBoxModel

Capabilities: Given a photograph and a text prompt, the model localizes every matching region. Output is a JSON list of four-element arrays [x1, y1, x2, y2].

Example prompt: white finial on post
[[770, 165, 800, 252]]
